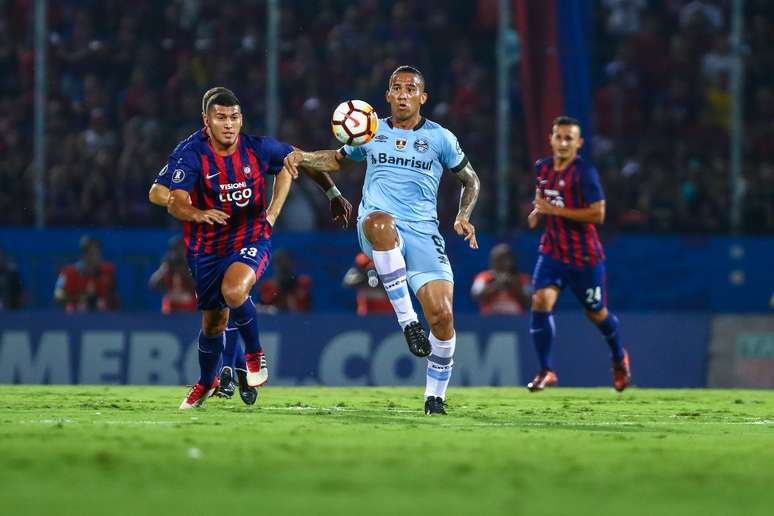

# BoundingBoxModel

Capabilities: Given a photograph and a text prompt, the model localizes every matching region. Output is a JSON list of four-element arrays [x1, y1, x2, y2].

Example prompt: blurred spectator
[[471, 243, 531, 315], [342, 252, 392, 316], [679, 1, 724, 32], [0, 247, 23, 309], [54, 236, 120, 313], [259, 250, 312, 313], [149, 236, 197, 314], [603, 0, 647, 36]]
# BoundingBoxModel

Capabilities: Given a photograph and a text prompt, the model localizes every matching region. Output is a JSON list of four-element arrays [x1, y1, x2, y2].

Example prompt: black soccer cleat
[[235, 368, 258, 406], [424, 396, 447, 416], [404, 321, 431, 357], [215, 366, 235, 398]]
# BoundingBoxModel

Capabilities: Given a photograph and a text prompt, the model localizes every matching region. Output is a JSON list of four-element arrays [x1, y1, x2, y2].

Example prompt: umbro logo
[[373, 134, 389, 143]]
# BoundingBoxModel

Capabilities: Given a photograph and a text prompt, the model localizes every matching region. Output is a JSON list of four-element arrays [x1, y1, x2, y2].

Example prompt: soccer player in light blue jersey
[[283, 66, 481, 415]]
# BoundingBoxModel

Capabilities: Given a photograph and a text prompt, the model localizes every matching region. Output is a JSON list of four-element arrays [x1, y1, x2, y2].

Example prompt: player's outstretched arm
[[265, 168, 293, 227], [283, 149, 345, 177], [167, 189, 229, 225], [453, 162, 480, 250]]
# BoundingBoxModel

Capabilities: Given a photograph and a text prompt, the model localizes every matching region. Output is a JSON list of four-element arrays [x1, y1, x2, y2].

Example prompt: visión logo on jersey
[[219, 181, 252, 207]]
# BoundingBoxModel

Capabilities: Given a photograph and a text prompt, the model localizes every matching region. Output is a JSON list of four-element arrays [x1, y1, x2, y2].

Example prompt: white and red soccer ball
[[331, 100, 378, 146]]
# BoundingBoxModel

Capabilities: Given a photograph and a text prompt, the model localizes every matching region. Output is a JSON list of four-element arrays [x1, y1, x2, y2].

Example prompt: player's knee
[[221, 284, 248, 308], [363, 212, 397, 249], [531, 291, 552, 311], [202, 308, 228, 337], [202, 320, 227, 337], [586, 307, 608, 324], [427, 306, 454, 333]]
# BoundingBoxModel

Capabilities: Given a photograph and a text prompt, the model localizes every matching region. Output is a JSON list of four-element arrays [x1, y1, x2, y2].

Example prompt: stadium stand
[[2, 0, 771, 232]]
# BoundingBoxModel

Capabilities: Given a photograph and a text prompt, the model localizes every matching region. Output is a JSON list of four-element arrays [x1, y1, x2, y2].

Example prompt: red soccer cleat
[[612, 350, 631, 392], [245, 350, 269, 387], [179, 376, 219, 410], [527, 369, 558, 392]]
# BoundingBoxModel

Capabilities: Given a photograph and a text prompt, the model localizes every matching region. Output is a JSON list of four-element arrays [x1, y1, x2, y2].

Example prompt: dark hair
[[389, 65, 426, 90], [205, 89, 240, 112], [201, 87, 230, 113], [552, 116, 581, 129]]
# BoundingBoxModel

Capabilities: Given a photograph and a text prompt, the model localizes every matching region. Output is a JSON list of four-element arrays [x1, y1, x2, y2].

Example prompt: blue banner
[[2, 228, 773, 312], [0, 312, 710, 388]]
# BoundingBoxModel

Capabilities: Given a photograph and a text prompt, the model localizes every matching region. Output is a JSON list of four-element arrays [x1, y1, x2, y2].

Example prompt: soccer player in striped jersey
[[161, 88, 351, 409], [527, 116, 631, 392], [149, 87, 351, 407]]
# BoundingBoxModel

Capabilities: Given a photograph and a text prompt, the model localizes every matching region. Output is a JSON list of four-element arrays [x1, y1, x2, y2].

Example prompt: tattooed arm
[[453, 161, 480, 249], [282, 149, 345, 177]]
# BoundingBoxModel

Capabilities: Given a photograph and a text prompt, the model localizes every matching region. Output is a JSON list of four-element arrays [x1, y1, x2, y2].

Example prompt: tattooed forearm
[[299, 150, 342, 172], [455, 162, 480, 221]]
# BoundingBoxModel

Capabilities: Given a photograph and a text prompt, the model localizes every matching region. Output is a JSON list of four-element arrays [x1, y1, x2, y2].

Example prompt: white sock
[[425, 331, 455, 400], [372, 247, 417, 329]]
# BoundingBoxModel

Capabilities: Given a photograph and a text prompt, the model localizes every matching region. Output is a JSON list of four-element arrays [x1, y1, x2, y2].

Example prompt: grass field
[[1, 386, 773, 516]]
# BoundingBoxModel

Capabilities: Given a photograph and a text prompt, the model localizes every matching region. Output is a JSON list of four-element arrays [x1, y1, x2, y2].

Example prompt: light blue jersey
[[340, 117, 468, 225], [342, 117, 468, 293]]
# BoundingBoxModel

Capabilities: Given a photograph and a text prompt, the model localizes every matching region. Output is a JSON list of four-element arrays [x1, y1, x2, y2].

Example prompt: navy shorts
[[187, 239, 272, 311], [532, 254, 607, 312]]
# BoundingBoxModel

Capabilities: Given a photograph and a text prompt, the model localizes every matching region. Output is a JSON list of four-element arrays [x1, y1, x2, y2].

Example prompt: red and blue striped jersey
[[535, 156, 606, 266], [169, 133, 293, 256]]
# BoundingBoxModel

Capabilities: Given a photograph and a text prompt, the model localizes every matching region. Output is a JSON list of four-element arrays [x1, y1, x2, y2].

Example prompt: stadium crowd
[[0, 0, 772, 233]]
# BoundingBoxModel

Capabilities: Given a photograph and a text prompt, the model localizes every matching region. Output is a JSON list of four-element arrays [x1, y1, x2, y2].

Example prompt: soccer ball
[[331, 100, 378, 146]]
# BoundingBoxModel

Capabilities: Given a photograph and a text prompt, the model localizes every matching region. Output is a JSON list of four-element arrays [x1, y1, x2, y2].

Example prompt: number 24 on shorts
[[585, 286, 602, 305]]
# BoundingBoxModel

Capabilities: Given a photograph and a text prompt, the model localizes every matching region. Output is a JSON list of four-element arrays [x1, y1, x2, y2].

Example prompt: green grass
[[1, 386, 773, 516]]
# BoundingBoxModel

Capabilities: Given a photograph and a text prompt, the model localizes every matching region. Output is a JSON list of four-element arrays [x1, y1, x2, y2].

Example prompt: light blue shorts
[[357, 213, 454, 294]]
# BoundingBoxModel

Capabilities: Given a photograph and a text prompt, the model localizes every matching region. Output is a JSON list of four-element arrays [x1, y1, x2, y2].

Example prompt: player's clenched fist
[[454, 217, 478, 249]]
